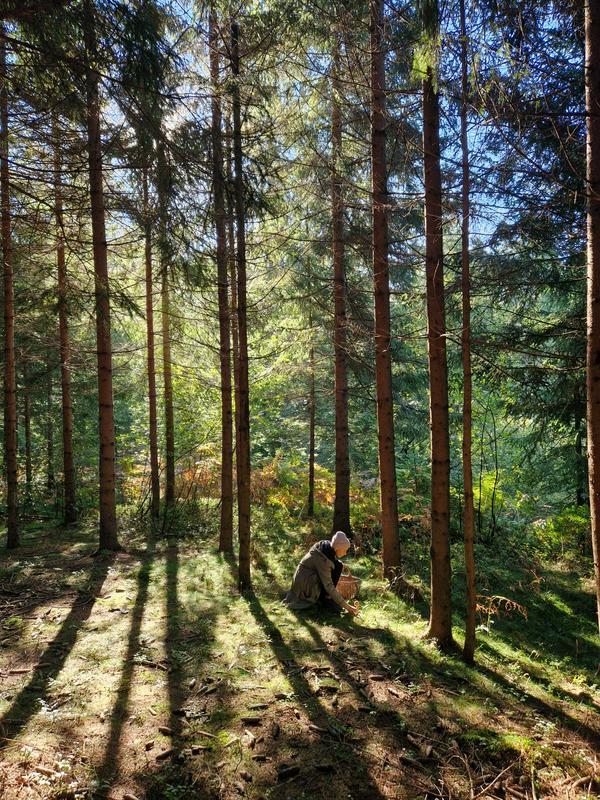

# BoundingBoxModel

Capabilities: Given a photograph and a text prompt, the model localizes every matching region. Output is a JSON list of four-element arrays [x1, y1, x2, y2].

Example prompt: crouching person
[[283, 531, 358, 616]]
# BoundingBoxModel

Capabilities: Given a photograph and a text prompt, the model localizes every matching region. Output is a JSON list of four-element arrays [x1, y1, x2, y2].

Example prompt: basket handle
[[341, 567, 352, 577]]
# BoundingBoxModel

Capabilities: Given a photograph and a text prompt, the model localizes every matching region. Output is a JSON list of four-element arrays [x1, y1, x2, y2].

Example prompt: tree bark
[[157, 141, 175, 508], [46, 357, 55, 494], [83, 0, 119, 550], [423, 59, 453, 648], [211, 8, 233, 553], [576, 410, 585, 507], [143, 167, 160, 524], [459, 0, 476, 664], [585, 0, 600, 634], [308, 312, 315, 518], [226, 115, 240, 442], [1, 29, 18, 548], [23, 370, 31, 503], [231, 21, 251, 591], [370, 0, 401, 578], [331, 32, 351, 536], [53, 117, 75, 522]]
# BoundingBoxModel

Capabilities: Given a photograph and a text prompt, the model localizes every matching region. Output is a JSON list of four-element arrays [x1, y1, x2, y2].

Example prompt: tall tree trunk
[[370, 0, 401, 578], [53, 117, 75, 522], [1, 30, 18, 548], [226, 116, 240, 442], [143, 168, 160, 524], [459, 0, 476, 664], [211, 8, 233, 553], [231, 21, 251, 591], [423, 49, 452, 645], [161, 267, 174, 506], [46, 357, 55, 494], [308, 312, 315, 518], [331, 32, 351, 536], [586, 0, 600, 634], [23, 370, 31, 503], [576, 412, 585, 507], [157, 142, 175, 508], [83, 0, 119, 550]]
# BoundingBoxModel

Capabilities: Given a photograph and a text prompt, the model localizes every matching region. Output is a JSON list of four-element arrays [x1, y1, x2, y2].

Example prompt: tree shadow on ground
[[0, 530, 106, 654], [241, 589, 394, 799], [472, 643, 600, 747], [452, 559, 600, 672], [0, 551, 113, 748], [251, 546, 600, 782], [93, 533, 155, 798], [129, 536, 222, 800], [222, 552, 431, 799], [477, 634, 600, 709]]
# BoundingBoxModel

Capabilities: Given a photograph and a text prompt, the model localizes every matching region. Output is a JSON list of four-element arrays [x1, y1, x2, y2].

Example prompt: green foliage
[[412, 32, 441, 82], [473, 472, 505, 528], [413, 0, 440, 82], [534, 506, 590, 560], [144, 767, 195, 800]]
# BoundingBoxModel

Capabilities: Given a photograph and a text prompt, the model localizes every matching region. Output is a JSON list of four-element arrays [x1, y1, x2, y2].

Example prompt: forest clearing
[[2, 0, 600, 798]]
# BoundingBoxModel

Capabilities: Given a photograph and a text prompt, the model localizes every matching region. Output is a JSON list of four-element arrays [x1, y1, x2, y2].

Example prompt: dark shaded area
[[165, 538, 183, 751], [451, 558, 599, 673], [1, 0, 66, 20]]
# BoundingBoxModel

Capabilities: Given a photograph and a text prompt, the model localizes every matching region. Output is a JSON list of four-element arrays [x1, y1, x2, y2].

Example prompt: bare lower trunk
[[157, 143, 175, 508], [576, 410, 585, 507], [47, 358, 55, 494], [143, 168, 160, 524], [370, 0, 401, 578], [161, 269, 175, 507], [211, 8, 233, 553], [423, 64, 453, 648], [1, 31, 18, 548], [24, 373, 31, 502], [54, 118, 75, 522], [308, 315, 315, 518], [83, 0, 119, 550], [231, 21, 251, 591], [586, 0, 600, 634], [331, 32, 351, 536], [459, 0, 476, 664], [226, 117, 240, 442]]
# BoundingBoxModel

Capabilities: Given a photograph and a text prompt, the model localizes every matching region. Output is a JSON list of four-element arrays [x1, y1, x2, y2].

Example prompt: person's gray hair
[[331, 530, 350, 550]]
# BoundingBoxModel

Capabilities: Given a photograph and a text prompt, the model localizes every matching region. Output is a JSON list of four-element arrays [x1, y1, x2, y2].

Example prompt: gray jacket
[[283, 543, 345, 610]]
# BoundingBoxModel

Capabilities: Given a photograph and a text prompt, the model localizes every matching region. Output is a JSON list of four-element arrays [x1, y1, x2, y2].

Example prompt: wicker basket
[[337, 570, 361, 600]]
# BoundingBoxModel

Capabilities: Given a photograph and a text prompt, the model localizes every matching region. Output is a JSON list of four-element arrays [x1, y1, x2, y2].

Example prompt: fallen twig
[[473, 761, 519, 800], [570, 775, 593, 790]]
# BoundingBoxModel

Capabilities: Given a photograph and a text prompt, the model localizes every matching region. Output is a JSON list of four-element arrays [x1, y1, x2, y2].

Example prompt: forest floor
[[0, 507, 600, 800]]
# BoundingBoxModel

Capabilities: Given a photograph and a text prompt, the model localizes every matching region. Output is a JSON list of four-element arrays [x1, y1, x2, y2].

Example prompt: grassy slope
[[0, 506, 599, 800]]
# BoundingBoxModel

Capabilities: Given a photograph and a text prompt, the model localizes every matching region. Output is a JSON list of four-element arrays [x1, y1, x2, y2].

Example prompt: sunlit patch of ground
[[1, 512, 599, 799]]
